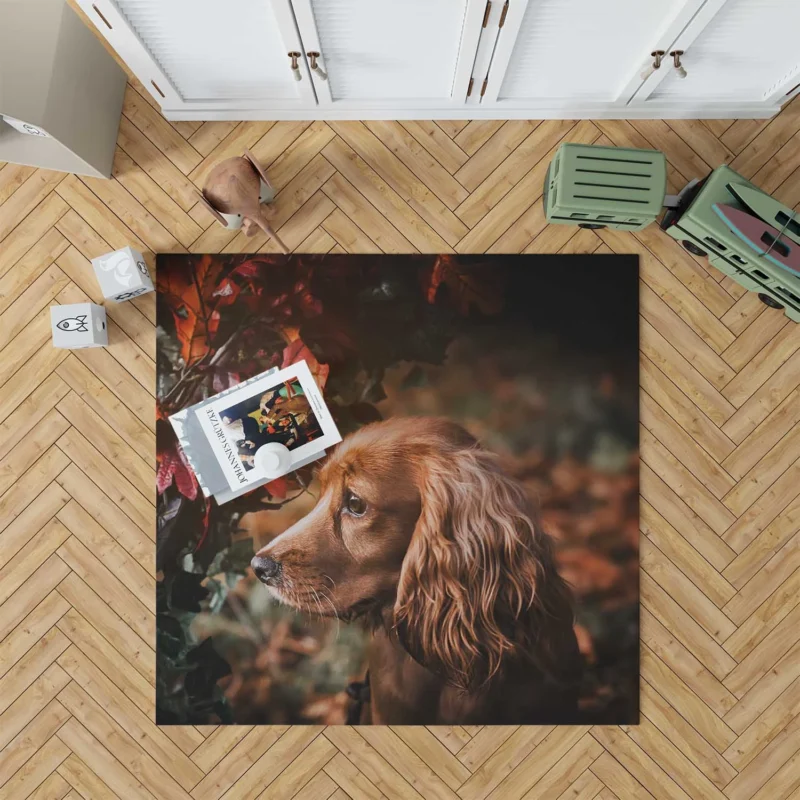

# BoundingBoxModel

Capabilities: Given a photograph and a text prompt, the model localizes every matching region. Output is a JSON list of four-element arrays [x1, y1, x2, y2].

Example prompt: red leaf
[[281, 336, 330, 390], [156, 440, 198, 501], [265, 477, 288, 499], [195, 496, 212, 552]]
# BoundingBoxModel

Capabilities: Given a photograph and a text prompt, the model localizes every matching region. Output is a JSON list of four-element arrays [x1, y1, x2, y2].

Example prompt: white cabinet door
[[480, 0, 706, 111], [76, 0, 316, 114], [289, 0, 487, 109], [632, 0, 800, 110]]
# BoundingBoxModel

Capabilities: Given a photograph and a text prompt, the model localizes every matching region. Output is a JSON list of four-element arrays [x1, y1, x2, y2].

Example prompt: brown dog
[[251, 417, 582, 724]]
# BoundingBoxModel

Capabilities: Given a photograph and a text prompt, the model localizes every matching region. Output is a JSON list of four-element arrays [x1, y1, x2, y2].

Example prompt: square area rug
[[156, 254, 639, 725]]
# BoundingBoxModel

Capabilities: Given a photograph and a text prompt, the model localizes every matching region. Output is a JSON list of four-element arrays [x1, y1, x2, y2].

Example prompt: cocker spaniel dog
[[251, 417, 582, 724]]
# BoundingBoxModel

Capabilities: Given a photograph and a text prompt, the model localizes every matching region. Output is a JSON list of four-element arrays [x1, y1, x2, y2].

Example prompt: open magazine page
[[195, 360, 341, 492]]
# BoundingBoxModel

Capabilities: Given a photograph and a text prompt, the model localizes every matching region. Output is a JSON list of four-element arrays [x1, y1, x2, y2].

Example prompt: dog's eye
[[345, 491, 367, 517]]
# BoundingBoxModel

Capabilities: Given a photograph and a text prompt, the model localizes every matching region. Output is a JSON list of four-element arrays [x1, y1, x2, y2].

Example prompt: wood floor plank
[[56, 717, 158, 800], [0, 591, 70, 682], [57, 680, 195, 800], [0, 228, 68, 317], [263, 121, 336, 191], [323, 132, 458, 250], [0, 698, 71, 789], [0, 517, 72, 609], [55, 463, 155, 573], [0, 664, 70, 755], [590, 726, 693, 800], [721, 350, 800, 444], [122, 85, 202, 175], [189, 727, 288, 800], [724, 549, 800, 651], [639, 682, 737, 790], [57, 754, 122, 800], [0, 192, 69, 279], [322, 172, 416, 253], [57, 646, 203, 790], [400, 120, 469, 174], [322, 752, 385, 800], [641, 391, 735, 500], [640, 284, 736, 390], [453, 121, 539, 192], [641, 609, 737, 717], [0, 169, 66, 243], [364, 120, 469, 210], [0, 263, 70, 351], [57, 534, 154, 642], [457, 727, 551, 800], [640, 355, 735, 464], [57, 573, 155, 682], [641, 536, 736, 644], [112, 147, 203, 248], [640, 646, 737, 752], [455, 119, 576, 229], [640, 319, 736, 427], [640, 500, 735, 607], [56, 390, 154, 502], [722, 459, 800, 552], [55, 354, 154, 465], [0, 162, 36, 205], [56, 426, 154, 536], [116, 115, 201, 212]]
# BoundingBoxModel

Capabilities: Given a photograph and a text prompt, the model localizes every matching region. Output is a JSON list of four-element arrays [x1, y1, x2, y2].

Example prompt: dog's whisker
[[320, 589, 341, 639]]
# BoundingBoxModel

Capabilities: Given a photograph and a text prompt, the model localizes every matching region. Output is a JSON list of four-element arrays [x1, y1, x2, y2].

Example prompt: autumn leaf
[[157, 255, 225, 366], [156, 439, 198, 501], [213, 258, 322, 320], [265, 477, 288, 499], [281, 335, 330, 390], [427, 255, 504, 315]]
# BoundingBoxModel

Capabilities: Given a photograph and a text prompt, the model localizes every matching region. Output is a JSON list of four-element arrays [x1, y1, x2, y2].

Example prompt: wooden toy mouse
[[198, 149, 288, 253]]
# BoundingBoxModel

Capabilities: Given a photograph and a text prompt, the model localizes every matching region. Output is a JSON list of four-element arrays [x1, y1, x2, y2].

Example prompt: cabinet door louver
[[650, 0, 800, 101], [113, 0, 300, 101], [304, 0, 470, 101], [496, 0, 690, 102]]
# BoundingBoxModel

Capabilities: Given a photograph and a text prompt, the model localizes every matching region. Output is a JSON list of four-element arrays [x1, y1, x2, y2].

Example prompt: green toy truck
[[544, 143, 800, 322], [543, 143, 666, 231], [660, 165, 800, 323]]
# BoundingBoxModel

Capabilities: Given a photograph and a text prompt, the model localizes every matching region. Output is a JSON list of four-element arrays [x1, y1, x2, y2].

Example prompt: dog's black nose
[[251, 555, 281, 584]]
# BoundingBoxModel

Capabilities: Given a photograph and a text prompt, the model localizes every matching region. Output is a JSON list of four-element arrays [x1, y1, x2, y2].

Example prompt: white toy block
[[91, 246, 154, 302], [51, 303, 107, 349]]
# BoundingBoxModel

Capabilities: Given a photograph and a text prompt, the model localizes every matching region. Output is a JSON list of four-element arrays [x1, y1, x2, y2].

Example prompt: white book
[[169, 360, 341, 504]]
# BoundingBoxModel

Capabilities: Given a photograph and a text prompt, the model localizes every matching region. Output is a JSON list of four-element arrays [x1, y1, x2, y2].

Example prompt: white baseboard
[[163, 104, 780, 122]]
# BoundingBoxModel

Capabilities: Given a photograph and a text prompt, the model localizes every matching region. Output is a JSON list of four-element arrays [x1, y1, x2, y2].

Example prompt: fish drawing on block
[[712, 203, 800, 277], [57, 315, 89, 332]]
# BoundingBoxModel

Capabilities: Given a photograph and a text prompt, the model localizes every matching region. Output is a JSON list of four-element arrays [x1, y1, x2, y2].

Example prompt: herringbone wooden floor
[[2, 70, 800, 799]]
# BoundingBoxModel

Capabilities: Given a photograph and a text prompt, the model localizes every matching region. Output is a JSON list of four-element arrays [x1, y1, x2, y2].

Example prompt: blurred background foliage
[[156, 254, 639, 725]]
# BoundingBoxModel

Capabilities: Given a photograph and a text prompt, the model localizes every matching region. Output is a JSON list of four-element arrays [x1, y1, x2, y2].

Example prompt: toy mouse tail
[[254, 213, 289, 254]]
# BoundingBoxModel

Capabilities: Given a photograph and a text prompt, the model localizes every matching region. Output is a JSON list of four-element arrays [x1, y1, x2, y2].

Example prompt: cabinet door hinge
[[467, 77, 475, 97], [499, 0, 509, 27], [482, 0, 492, 27]]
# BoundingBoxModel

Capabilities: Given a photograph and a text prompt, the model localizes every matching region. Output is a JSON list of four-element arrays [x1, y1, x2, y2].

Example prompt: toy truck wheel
[[758, 293, 784, 310], [578, 223, 606, 229], [681, 240, 707, 257]]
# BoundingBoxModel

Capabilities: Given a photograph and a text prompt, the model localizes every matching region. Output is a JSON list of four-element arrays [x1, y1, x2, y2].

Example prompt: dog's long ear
[[394, 447, 577, 692]]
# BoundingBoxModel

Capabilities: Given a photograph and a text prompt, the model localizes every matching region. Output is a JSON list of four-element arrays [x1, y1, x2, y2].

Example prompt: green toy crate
[[660, 164, 800, 323], [544, 143, 666, 231]]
